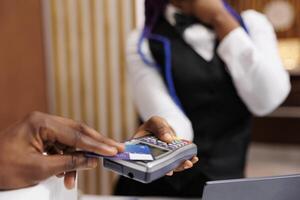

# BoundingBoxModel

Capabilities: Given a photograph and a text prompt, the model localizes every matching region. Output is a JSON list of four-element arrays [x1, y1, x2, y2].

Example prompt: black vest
[[148, 18, 252, 188]]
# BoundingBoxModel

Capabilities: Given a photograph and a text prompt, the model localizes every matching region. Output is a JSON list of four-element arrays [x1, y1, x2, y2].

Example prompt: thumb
[[138, 116, 175, 143]]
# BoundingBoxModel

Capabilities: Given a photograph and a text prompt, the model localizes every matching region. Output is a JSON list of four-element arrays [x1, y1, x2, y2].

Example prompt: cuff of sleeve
[[164, 115, 194, 141], [217, 27, 256, 79]]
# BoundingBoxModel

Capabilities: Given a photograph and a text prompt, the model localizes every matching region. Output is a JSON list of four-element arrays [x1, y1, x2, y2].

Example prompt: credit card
[[85, 144, 154, 161]]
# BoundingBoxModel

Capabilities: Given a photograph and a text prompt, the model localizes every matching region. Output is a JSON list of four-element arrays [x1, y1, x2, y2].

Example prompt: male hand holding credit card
[[86, 116, 199, 177], [86, 143, 154, 161], [0, 112, 197, 191]]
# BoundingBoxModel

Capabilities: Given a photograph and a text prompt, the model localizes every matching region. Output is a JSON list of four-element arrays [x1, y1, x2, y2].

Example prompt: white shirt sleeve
[[217, 10, 291, 116], [126, 30, 194, 141]]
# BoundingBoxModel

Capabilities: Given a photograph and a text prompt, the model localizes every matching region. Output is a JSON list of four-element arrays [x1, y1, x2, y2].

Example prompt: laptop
[[202, 174, 300, 200]]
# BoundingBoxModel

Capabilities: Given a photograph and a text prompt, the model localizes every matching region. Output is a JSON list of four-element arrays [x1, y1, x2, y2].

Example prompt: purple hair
[[144, 0, 168, 32], [138, 0, 187, 109]]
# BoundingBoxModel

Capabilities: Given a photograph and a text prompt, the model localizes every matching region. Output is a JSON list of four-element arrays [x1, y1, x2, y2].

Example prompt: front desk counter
[[82, 196, 200, 200]]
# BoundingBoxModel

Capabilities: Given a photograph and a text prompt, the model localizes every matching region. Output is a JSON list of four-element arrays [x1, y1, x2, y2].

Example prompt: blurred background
[[0, 0, 299, 196]]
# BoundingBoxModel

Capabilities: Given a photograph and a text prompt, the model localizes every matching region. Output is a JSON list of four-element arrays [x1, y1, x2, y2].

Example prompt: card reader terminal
[[103, 135, 197, 183]]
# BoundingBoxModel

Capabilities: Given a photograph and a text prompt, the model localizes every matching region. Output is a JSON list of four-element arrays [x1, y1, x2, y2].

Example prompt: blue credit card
[[125, 144, 151, 154], [85, 144, 154, 161]]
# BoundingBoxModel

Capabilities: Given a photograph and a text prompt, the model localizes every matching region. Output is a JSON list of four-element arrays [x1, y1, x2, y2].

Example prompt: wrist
[[211, 10, 237, 27], [211, 10, 240, 40]]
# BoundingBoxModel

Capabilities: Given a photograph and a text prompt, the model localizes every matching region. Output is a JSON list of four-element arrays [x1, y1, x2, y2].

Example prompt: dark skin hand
[[0, 112, 197, 191], [133, 116, 199, 176], [0, 111, 125, 190], [170, 0, 240, 40]]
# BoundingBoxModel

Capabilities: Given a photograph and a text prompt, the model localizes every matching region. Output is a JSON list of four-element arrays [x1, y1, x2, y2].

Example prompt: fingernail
[[65, 182, 75, 190], [163, 133, 173, 141], [108, 147, 118, 155], [118, 143, 126, 152]]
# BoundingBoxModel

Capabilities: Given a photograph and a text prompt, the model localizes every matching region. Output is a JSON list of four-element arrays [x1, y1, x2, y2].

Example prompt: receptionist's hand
[[192, 0, 240, 39], [171, 0, 225, 24], [171, 0, 239, 39], [133, 116, 199, 176], [0, 111, 125, 190]]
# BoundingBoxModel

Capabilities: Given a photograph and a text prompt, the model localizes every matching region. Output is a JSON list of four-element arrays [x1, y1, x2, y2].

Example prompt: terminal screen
[[147, 145, 169, 158]]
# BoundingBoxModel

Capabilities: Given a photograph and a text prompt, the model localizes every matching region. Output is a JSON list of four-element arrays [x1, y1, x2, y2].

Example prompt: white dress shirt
[[127, 5, 291, 141]]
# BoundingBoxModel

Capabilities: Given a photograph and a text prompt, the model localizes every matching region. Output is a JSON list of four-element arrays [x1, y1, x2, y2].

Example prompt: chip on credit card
[[85, 143, 154, 161]]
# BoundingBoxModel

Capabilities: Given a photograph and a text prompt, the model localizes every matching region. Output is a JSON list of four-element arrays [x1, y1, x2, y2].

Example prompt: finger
[[166, 171, 174, 176], [39, 125, 118, 156], [174, 160, 193, 172], [41, 154, 98, 178], [64, 171, 76, 190], [97, 137, 125, 152], [35, 113, 122, 156], [191, 156, 199, 164], [51, 115, 125, 152], [71, 121, 125, 152], [72, 134, 119, 156]]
